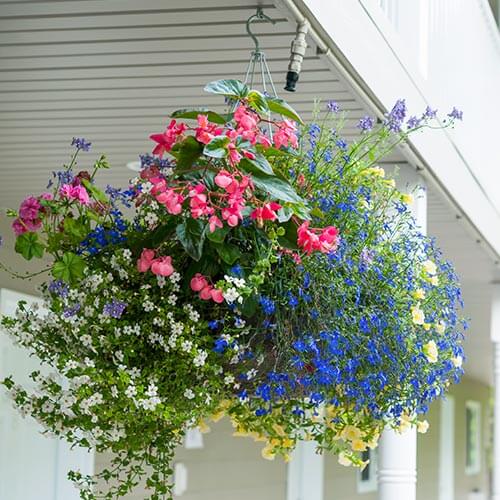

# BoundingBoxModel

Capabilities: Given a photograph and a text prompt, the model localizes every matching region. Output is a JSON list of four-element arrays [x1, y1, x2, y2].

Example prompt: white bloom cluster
[[222, 275, 246, 304]]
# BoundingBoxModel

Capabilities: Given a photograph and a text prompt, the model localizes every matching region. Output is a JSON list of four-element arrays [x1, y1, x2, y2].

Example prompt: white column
[[378, 166, 425, 500], [287, 440, 324, 500], [491, 285, 500, 500]]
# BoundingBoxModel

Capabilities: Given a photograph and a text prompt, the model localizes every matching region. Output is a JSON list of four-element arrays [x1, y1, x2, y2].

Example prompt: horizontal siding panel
[[0, 58, 324, 81]]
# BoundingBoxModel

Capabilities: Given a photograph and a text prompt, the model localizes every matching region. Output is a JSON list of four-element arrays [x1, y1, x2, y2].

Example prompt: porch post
[[491, 285, 500, 500], [378, 166, 425, 500]]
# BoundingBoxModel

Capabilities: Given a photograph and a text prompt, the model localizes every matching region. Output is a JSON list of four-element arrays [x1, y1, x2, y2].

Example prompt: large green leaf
[[203, 136, 230, 159], [204, 79, 249, 99], [206, 225, 231, 243], [250, 171, 303, 203], [213, 242, 241, 265], [239, 156, 274, 176], [176, 219, 207, 261], [247, 90, 269, 115], [266, 97, 303, 124], [277, 220, 299, 250], [63, 217, 88, 243], [170, 108, 232, 125], [52, 252, 85, 284], [171, 136, 204, 170], [15, 232, 44, 260]]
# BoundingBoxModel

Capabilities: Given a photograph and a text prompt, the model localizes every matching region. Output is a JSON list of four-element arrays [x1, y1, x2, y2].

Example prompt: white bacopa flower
[[65, 359, 79, 371], [143, 300, 155, 312], [80, 334, 92, 347], [144, 212, 159, 226], [167, 294, 178, 305], [122, 249, 132, 260], [181, 340, 193, 352], [110, 386, 119, 398], [184, 389, 195, 400], [156, 275, 166, 288], [125, 385, 137, 398], [193, 350, 208, 367], [169, 272, 181, 283], [224, 374, 235, 385], [223, 287, 240, 304]]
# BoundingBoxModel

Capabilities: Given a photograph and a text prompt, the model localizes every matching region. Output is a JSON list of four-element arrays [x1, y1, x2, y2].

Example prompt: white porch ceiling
[[0, 0, 497, 384]]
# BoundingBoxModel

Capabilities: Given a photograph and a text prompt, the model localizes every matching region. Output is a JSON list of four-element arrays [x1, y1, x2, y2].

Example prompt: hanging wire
[[240, 8, 278, 138]]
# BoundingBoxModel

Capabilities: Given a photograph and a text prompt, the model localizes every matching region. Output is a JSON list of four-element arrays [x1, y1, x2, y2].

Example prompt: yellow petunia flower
[[413, 288, 426, 300], [351, 439, 368, 452], [430, 275, 439, 286], [423, 340, 439, 363], [423, 323, 431, 331], [423, 259, 437, 275], [401, 193, 414, 205], [197, 420, 211, 434], [341, 425, 363, 442], [411, 305, 425, 325], [451, 355, 463, 368], [338, 451, 353, 467], [261, 443, 276, 461], [435, 321, 446, 334], [417, 420, 430, 434]]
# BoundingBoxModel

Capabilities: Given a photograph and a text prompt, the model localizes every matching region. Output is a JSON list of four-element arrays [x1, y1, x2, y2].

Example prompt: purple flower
[[63, 303, 81, 318], [357, 116, 374, 132], [360, 247, 375, 265], [385, 99, 407, 132], [71, 137, 92, 151], [406, 116, 421, 129], [422, 106, 437, 120], [48, 279, 69, 298], [103, 299, 127, 319], [327, 100, 340, 113], [448, 107, 463, 120]]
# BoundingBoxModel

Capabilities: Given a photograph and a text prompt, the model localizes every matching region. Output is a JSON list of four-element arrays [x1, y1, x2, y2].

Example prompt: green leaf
[[239, 156, 274, 176], [81, 179, 108, 203], [94, 154, 110, 170], [266, 96, 303, 124], [171, 136, 204, 170], [278, 220, 299, 250], [206, 225, 231, 243], [250, 171, 303, 203], [15, 232, 45, 260], [203, 136, 230, 159], [277, 206, 294, 223], [52, 252, 85, 284], [310, 207, 325, 219], [150, 223, 176, 247], [176, 219, 207, 261], [63, 217, 88, 242], [259, 145, 297, 158], [170, 108, 232, 125], [213, 242, 241, 265], [247, 90, 269, 114], [204, 79, 249, 99]]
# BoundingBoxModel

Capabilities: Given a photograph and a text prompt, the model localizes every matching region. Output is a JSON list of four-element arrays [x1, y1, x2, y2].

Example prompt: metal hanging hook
[[246, 7, 276, 53]]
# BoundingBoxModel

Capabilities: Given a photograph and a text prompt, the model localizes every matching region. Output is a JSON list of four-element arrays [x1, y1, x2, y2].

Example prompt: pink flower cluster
[[297, 222, 340, 255], [150, 120, 187, 157], [149, 104, 298, 167], [137, 249, 175, 277], [12, 193, 52, 236], [60, 184, 90, 205], [148, 168, 256, 232], [190, 273, 224, 303]]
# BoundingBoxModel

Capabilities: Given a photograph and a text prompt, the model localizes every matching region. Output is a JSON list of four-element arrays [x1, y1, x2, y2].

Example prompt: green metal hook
[[246, 7, 276, 53]]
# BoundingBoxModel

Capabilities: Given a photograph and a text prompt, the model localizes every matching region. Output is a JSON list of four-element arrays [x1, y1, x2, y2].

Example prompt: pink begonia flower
[[242, 150, 256, 160], [221, 207, 241, 227], [40, 192, 54, 201], [195, 114, 222, 145], [156, 189, 184, 215], [297, 222, 340, 255], [257, 134, 272, 149], [189, 193, 213, 219], [318, 226, 340, 253], [214, 170, 233, 189], [234, 105, 258, 131], [250, 202, 282, 222], [151, 256, 174, 277], [273, 119, 298, 150], [209, 215, 223, 233], [19, 196, 41, 220], [137, 249, 155, 273], [199, 285, 213, 300], [210, 288, 224, 303], [150, 120, 187, 157], [190, 273, 208, 292], [227, 143, 242, 166]]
